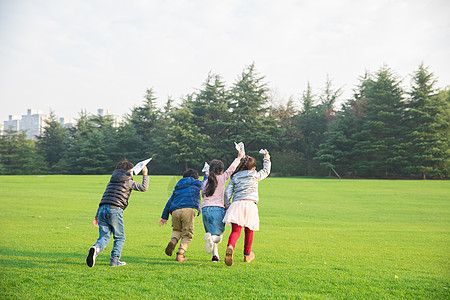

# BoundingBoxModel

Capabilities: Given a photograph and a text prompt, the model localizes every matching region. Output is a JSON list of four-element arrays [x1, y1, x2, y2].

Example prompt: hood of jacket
[[110, 169, 132, 183], [174, 177, 198, 190]]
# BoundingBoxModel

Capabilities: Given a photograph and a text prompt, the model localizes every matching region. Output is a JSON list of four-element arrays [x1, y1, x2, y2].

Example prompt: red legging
[[227, 223, 253, 255]]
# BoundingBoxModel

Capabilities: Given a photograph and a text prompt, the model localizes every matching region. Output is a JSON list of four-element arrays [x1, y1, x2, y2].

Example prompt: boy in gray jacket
[[86, 160, 149, 267]]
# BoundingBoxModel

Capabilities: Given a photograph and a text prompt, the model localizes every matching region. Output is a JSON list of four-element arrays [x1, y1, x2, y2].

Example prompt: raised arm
[[130, 166, 149, 191], [224, 157, 241, 179], [224, 149, 244, 179], [255, 154, 271, 181]]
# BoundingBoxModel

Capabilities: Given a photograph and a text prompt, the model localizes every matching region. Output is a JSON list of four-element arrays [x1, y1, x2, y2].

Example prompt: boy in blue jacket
[[159, 168, 208, 261]]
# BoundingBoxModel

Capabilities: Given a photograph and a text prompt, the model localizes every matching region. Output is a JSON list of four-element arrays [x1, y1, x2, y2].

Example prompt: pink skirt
[[223, 200, 259, 231]]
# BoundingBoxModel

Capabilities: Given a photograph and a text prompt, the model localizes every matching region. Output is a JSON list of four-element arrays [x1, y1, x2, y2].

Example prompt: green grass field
[[0, 175, 449, 299]]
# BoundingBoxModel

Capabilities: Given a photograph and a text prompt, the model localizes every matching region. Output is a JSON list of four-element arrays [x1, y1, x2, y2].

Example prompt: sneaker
[[212, 255, 220, 262], [86, 246, 99, 267], [110, 256, 126, 267], [225, 245, 234, 266], [204, 233, 213, 254], [244, 251, 255, 263], [165, 238, 177, 256]]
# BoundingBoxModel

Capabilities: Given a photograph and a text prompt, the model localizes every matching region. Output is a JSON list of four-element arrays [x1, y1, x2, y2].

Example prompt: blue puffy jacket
[[161, 175, 208, 220]]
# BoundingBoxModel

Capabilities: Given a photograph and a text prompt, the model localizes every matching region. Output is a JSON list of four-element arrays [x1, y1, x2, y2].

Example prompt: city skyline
[[2, 107, 122, 140]]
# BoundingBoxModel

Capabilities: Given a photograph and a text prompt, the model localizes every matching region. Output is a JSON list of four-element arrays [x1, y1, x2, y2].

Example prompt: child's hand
[[264, 153, 270, 159], [238, 149, 244, 159], [159, 219, 168, 226], [142, 166, 148, 175], [93, 218, 99, 227]]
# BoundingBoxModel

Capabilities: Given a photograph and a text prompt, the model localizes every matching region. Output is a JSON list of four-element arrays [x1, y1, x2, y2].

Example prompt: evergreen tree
[[291, 83, 329, 176], [301, 82, 315, 113], [54, 111, 113, 174], [76, 130, 110, 174], [228, 63, 279, 155], [269, 97, 304, 176], [315, 100, 364, 177], [351, 66, 408, 177], [151, 97, 181, 174], [113, 122, 143, 165], [405, 64, 450, 178], [0, 129, 48, 174], [191, 73, 233, 161], [128, 89, 160, 136], [320, 75, 343, 112], [127, 88, 161, 158], [36, 111, 68, 172], [164, 95, 210, 171], [2, 63, 444, 178]]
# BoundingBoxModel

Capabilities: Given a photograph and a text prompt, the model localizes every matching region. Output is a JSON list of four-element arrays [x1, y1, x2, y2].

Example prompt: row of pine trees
[[1, 63, 448, 178]]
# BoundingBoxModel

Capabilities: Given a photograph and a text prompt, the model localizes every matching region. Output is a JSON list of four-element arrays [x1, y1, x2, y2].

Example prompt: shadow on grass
[[0, 248, 215, 268]]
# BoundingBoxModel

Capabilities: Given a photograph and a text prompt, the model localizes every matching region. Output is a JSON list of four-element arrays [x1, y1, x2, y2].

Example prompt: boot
[[212, 243, 220, 261], [244, 251, 255, 263], [165, 237, 178, 256], [204, 233, 213, 254], [176, 252, 187, 262], [225, 245, 234, 266], [211, 235, 223, 243]]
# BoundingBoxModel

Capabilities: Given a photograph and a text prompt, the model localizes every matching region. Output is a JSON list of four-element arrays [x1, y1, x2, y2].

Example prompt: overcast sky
[[1, 0, 449, 122]]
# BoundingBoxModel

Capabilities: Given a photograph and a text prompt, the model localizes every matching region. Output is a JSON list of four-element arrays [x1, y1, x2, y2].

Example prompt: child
[[222, 153, 271, 266], [159, 168, 208, 261], [86, 161, 149, 267], [201, 149, 244, 262]]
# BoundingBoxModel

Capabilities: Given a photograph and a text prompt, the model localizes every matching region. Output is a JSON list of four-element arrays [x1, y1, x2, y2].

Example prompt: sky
[[1, 0, 449, 122]]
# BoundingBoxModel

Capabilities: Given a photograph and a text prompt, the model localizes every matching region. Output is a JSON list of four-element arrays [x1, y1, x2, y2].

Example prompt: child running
[[201, 149, 244, 261], [222, 152, 271, 266], [159, 169, 208, 261], [86, 160, 149, 267]]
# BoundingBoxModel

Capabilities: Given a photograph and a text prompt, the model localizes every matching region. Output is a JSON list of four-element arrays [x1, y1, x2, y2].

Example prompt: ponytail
[[204, 160, 224, 197]]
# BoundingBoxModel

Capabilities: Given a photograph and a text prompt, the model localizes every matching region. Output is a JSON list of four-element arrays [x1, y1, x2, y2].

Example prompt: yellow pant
[[171, 208, 196, 254]]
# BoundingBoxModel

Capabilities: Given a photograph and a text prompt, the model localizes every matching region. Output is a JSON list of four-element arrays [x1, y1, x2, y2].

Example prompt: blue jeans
[[202, 206, 226, 236], [93, 205, 125, 258]]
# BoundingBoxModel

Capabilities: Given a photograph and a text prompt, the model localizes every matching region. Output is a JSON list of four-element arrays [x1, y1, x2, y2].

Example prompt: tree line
[[1, 63, 448, 178]]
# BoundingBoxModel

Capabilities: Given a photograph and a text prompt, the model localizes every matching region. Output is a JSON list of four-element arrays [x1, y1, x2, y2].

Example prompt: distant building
[[3, 114, 23, 134], [3, 109, 47, 140], [97, 109, 122, 127], [20, 109, 47, 140], [2, 108, 121, 139], [58, 117, 77, 128]]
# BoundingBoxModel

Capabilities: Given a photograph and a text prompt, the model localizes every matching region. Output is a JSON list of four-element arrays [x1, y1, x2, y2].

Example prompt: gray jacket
[[224, 158, 271, 208], [95, 169, 149, 218]]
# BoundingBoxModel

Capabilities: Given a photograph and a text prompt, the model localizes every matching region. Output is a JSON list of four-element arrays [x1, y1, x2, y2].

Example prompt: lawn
[[0, 175, 449, 299]]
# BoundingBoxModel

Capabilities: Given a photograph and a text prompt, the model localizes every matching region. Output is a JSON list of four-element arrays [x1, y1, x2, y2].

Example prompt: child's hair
[[231, 155, 256, 178], [115, 160, 134, 171], [204, 159, 225, 197], [183, 168, 199, 179]]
